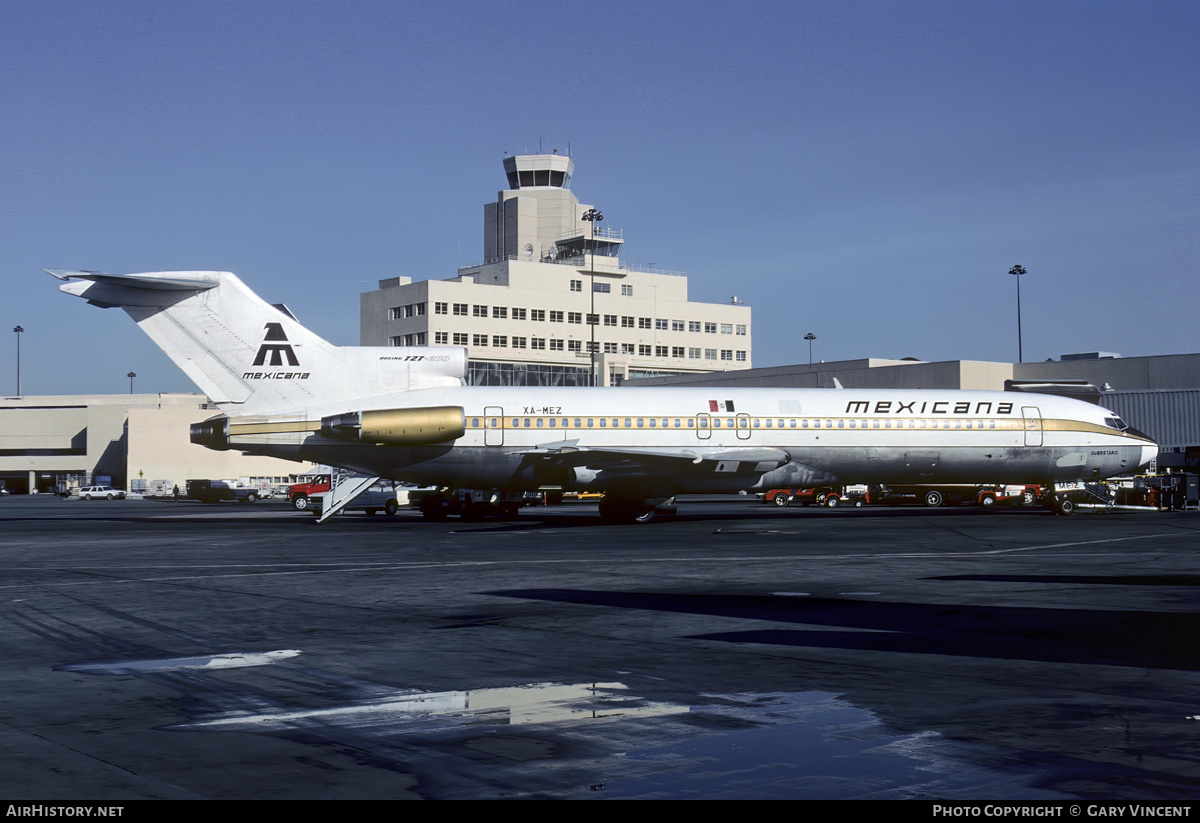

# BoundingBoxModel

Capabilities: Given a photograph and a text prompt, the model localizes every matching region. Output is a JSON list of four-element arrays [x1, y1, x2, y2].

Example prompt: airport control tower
[[484, 153, 623, 269], [362, 152, 751, 386]]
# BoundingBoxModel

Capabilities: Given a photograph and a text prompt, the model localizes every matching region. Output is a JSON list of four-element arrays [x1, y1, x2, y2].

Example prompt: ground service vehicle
[[49, 268, 1158, 524], [409, 488, 540, 521], [288, 475, 331, 510], [186, 479, 260, 503], [310, 481, 404, 516], [760, 486, 848, 507]]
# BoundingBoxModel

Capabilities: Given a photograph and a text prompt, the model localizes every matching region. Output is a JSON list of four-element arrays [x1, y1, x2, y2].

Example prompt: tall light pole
[[1009, 264, 1027, 363], [804, 332, 816, 365], [127, 371, 136, 394], [581, 207, 603, 386], [13, 326, 23, 395]]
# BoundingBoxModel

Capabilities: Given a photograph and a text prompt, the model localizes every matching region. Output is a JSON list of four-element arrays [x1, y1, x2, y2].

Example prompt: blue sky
[[3, 0, 1197, 395]]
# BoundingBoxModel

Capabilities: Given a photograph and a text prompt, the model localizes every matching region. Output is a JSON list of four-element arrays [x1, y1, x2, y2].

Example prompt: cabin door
[[735, 412, 751, 440], [1022, 406, 1043, 447], [484, 406, 504, 446]]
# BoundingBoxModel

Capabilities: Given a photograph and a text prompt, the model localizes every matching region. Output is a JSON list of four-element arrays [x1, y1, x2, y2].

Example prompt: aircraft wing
[[513, 443, 789, 475]]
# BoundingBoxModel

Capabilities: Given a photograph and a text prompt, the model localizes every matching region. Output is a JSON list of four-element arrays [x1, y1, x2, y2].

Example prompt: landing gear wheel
[[924, 490, 944, 508], [292, 496, 309, 510], [632, 506, 656, 524], [772, 493, 790, 507]]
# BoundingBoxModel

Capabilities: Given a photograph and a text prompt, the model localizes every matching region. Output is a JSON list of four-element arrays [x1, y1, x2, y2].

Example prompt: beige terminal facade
[[361, 154, 751, 386], [0, 393, 312, 494]]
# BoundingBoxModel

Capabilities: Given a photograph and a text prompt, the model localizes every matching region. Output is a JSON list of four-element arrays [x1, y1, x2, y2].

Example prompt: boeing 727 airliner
[[47, 269, 1157, 522]]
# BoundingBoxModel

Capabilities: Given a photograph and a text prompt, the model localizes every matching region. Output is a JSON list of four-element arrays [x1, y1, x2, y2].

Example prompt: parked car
[[310, 481, 405, 516], [78, 485, 126, 500]]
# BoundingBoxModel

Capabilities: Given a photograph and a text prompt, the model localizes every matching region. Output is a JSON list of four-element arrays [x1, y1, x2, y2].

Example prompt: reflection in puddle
[[175, 680, 686, 732], [603, 691, 1067, 800]]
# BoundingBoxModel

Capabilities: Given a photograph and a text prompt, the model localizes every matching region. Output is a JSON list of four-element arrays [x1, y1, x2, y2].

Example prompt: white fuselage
[[220, 385, 1155, 495]]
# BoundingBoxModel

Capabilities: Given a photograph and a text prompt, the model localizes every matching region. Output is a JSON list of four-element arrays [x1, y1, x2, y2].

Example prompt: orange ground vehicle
[[760, 486, 853, 508]]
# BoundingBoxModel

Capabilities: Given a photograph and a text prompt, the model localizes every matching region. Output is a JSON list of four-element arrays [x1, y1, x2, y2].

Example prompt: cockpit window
[[1104, 416, 1127, 431]]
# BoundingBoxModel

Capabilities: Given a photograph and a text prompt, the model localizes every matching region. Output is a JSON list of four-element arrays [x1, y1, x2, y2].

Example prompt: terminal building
[[0, 393, 313, 495], [361, 153, 752, 386]]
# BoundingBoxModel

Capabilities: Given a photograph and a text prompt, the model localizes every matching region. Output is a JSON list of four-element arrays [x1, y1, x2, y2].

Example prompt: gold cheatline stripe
[[229, 421, 323, 435]]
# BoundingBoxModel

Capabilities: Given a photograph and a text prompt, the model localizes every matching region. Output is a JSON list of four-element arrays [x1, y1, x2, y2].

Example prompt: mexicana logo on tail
[[253, 323, 299, 367]]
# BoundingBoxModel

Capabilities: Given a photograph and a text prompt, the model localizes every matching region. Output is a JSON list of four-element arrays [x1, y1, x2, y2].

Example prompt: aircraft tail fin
[[48, 269, 465, 413]]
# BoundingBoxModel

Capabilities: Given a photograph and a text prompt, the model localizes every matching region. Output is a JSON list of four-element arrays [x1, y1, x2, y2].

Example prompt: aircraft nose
[[1140, 444, 1158, 470]]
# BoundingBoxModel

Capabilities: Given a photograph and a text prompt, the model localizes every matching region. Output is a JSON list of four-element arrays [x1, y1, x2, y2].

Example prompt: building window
[[655, 345, 669, 357], [473, 305, 487, 317], [621, 316, 634, 328], [389, 335, 404, 346], [435, 302, 448, 315], [493, 306, 507, 319], [453, 303, 467, 316], [492, 335, 507, 347], [389, 307, 403, 320], [705, 322, 717, 334], [414, 332, 426, 345], [639, 317, 652, 329], [512, 307, 527, 320], [655, 319, 668, 330], [531, 309, 546, 322], [453, 333, 468, 345], [604, 342, 618, 354], [531, 338, 546, 350], [587, 313, 599, 325], [473, 334, 488, 347], [434, 331, 448, 344], [621, 284, 633, 296], [604, 314, 617, 326], [568, 340, 581, 352], [594, 282, 611, 293], [672, 346, 685, 358], [736, 325, 747, 336], [639, 344, 651, 356], [568, 312, 582, 324], [736, 350, 746, 361], [550, 339, 564, 351], [689, 321, 700, 332], [721, 323, 733, 334], [550, 311, 564, 322], [512, 336, 527, 349], [705, 348, 717, 359], [688, 347, 701, 359], [672, 320, 684, 332], [571, 280, 582, 292], [622, 343, 635, 354], [587, 341, 599, 353], [721, 349, 733, 361]]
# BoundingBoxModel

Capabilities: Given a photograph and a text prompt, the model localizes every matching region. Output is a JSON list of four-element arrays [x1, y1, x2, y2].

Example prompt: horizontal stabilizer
[[44, 268, 221, 291]]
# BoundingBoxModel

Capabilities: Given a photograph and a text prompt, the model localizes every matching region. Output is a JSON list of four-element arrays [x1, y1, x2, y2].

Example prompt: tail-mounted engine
[[321, 406, 464, 445]]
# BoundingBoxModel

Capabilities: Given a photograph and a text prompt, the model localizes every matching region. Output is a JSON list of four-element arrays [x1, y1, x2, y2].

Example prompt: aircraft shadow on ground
[[488, 588, 1200, 671]]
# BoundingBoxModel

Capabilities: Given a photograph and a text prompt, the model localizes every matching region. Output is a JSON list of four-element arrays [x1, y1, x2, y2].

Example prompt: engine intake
[[321, 406, 464, 445]]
